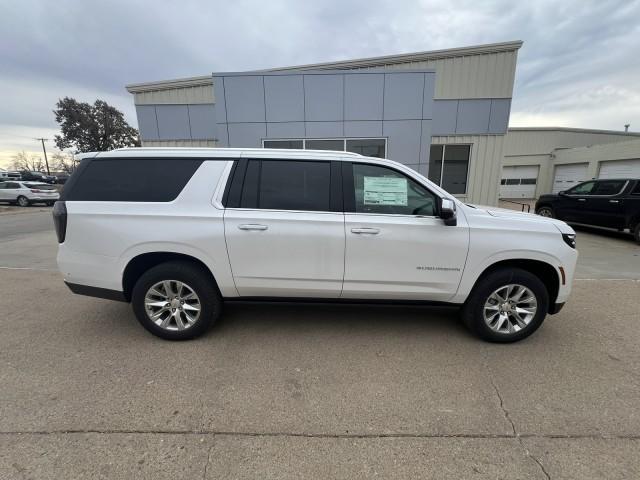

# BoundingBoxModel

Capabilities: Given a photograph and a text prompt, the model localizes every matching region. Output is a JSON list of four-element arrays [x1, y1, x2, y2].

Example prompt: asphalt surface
[[0, 209, 639, 479]]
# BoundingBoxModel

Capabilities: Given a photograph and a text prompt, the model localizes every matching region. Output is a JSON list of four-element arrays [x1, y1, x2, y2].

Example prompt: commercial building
[[127, 41, 522, 205], [501, 128, 640, 198]]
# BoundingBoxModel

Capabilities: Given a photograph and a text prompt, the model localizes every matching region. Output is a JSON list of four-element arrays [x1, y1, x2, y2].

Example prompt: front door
[[558, 180, 595, 223], [342, 162, 469, 301], [224, 159, 345, 297], [583, 179, 628, 228]]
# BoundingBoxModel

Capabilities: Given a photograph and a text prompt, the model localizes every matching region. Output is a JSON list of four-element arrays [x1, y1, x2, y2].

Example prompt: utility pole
[[36, 138, 50, 174]]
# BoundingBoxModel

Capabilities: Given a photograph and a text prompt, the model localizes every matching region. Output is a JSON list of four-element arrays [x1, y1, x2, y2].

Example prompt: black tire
[[461, 267, 549, 343], [46, 202, 54, 206], [535, 206, 554, 218], [634, 223, 640, 245], [131, 261, 222, 340], [17, 196, 30, 207]]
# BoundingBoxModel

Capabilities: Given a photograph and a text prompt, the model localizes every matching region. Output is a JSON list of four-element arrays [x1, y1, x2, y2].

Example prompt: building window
[[262, 138, 387, 158], [263, 140, 303, 149], [428, 144, 471, 195], [305, 139, 344, 151], [346, 139, 385, 158]]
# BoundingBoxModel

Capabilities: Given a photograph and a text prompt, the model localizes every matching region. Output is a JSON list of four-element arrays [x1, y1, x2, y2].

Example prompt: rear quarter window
[[63, 158, 203, 202]]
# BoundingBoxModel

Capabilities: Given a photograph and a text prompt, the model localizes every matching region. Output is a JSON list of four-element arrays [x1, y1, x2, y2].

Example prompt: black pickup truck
[[535, 178, 640, 243]]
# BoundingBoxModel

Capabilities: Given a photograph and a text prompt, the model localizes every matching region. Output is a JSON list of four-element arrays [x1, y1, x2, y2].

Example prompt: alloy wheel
[[144, 280, 201, 331], [537, 207, 553, 218], [483, 284, 537, 334]]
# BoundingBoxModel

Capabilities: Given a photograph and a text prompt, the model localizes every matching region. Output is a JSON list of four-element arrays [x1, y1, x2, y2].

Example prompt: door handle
[[351, 227, 380, 235], [609, 200, 620, 203], [238, 224, 268, 231], [577, 198, 586, 202]]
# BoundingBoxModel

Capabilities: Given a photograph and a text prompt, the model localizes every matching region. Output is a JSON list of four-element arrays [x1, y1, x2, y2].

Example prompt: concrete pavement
[[0, 209, 639, 479]]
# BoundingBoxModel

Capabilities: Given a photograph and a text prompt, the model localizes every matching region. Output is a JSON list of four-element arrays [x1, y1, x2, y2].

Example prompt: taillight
[[52, 201, 67, 243], [30, 189, 43, 193]]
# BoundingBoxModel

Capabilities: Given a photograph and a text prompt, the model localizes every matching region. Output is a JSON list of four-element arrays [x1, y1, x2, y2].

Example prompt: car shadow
[[83, 299, 476, 344]]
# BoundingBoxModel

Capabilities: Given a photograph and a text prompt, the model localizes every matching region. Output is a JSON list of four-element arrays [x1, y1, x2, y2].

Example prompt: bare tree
[[51, 152, 77, 173], [10, 151, 45, 172]]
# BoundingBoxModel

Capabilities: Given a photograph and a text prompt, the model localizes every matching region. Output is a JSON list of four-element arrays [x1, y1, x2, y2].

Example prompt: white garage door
[[552, 163, 588, 193], [500, 165, 539, 198], [598, 159, 640, 179]]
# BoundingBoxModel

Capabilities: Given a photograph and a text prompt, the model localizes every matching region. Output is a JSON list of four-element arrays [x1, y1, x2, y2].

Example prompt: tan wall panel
[[432, 135, 506, 205], [134, 83, 214, 105]]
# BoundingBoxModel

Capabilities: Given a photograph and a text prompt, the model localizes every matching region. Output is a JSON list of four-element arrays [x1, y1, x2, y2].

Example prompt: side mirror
[[440, 198, 457, 226], [558, 191, 566, 196]]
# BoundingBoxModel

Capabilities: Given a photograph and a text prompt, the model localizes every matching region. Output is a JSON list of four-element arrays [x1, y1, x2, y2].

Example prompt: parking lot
[[1, 208, 639, 479]]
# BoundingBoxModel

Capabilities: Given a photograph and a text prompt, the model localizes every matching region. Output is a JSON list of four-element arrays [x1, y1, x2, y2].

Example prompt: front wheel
[[461, 268, 549, 343], [17, 196, 30, 207], [131, 261, 222, 340], [536, 206, 554, 218]]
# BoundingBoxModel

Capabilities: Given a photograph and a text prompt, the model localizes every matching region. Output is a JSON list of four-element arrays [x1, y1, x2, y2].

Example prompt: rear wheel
[[634, 223, 640, 245], [461, 268, 549, 343], [536, 206, 554, 218], [17, 196, 30, 207], [131, 261, 222, 340]]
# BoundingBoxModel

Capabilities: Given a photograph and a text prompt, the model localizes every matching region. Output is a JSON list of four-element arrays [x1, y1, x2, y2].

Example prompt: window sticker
[[363, 176, 408, 206]]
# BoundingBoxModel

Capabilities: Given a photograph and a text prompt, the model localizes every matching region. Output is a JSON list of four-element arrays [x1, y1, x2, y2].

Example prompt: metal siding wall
[[432, 135, 506, 205], [264, 75, 305, 122], [383, 73, 424, 120], [133, 83, 214, 105], [377, 50, 517, 99], [303, 74, 343, 121], [135, 105, 159, 140], [344, 74, 384, 120], [188, 104, 216, 140], [155, 105, 190, 140], [224, 76, 265, 122]]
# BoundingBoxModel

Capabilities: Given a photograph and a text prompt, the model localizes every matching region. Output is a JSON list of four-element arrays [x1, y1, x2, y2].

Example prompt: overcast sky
[[1, 0, 639, 167]]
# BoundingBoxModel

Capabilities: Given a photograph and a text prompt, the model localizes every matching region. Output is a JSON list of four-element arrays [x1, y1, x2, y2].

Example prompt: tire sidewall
[[634, 223, 640, 244], [131, 261, 221, 340], [536, 206, 554, 218], [463, 268, 549, 343]]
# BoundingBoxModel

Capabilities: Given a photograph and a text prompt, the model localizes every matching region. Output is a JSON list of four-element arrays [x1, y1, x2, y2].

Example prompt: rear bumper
[[65, 281, 127, 302]]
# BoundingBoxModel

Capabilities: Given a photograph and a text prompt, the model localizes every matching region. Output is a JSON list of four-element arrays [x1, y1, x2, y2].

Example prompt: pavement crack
[[490, 376, 551, 480], [202, 443, 214, 480]]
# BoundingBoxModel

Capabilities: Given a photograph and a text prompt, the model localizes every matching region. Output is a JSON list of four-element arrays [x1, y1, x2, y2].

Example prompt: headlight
[[562, 233, 576, 249]]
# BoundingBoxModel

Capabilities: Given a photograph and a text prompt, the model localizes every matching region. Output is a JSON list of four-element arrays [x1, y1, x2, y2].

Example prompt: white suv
[[54, 148, 578, 343]]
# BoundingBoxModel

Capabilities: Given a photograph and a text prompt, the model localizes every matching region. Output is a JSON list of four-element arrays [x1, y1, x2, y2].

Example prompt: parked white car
[[54, 148, 578, 342], [0, 181, 59, 206]]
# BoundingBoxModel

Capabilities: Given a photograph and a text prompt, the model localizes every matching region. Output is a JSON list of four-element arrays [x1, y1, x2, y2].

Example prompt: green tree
[[53, 97, 140, 153]]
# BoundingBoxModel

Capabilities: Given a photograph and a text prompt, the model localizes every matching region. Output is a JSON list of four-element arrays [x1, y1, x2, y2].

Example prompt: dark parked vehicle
[[535, 178, 640, 243], [19, 170, 56, 184]]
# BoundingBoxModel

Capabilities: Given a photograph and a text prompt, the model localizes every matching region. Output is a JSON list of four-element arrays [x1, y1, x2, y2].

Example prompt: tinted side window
[[567, 181, 595, 195], [352, 164, 437, 216], [64, 158, 203, 202], [592, 180, 626, 195], [257, 160, 331, 211], [632, 181, 640, 195]]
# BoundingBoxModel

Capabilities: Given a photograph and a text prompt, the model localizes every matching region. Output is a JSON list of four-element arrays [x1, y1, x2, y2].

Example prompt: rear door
[[223, 158, 345, 297], [342, 162, 469, 301]]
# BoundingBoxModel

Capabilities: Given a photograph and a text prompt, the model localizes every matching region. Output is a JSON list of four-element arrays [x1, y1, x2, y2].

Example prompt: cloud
[[1, 0, 639, 167]]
